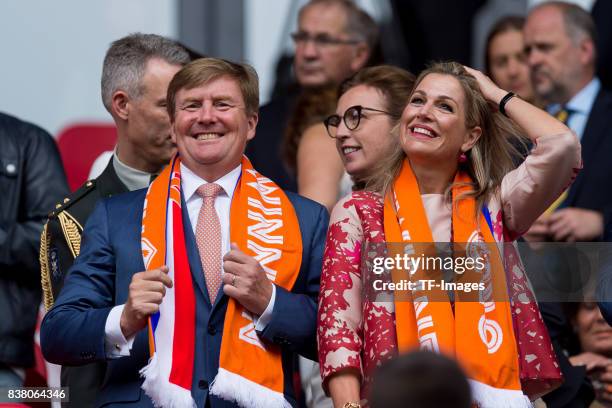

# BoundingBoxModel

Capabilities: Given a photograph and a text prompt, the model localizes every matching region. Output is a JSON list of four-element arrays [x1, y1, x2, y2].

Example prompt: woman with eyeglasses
[[318, 62, 580, 407], [293, 66, 414, 214], [324, 66, 415, 188]]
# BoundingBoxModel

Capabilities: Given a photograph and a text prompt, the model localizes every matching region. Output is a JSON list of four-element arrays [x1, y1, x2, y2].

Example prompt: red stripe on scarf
[[169, 196, 196, 389]]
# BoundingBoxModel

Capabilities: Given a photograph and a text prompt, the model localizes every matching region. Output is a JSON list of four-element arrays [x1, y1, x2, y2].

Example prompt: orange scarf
[[383, 159, 530, 407], [140, 155, 302, 408]]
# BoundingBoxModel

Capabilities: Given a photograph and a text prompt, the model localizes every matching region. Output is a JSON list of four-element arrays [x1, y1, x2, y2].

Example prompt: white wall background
[[244, 0, 296, 106], [0, 0, 177, 137]]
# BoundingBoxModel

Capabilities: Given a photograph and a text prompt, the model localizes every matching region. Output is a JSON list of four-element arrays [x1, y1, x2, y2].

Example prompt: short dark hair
[[369, 351, 472, 408], [101, 33, 190, 113], [484, 16, 526, 77], [166, 57, 259, 121]]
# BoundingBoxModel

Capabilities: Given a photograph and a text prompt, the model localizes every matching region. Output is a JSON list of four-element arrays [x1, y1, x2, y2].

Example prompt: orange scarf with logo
[[383, 159, 530, 407], [140, 155, 302, 408]]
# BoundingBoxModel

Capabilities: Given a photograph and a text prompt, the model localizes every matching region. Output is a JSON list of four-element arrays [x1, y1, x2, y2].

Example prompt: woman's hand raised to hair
[[464, 65, 570, 139], [463, 66, 507, 106]]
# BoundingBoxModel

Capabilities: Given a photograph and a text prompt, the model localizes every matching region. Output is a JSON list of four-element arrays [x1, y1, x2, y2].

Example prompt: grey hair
[[101, 33, 191, 113], [532, 2, 597, 49], [299, 0, 379, 50]]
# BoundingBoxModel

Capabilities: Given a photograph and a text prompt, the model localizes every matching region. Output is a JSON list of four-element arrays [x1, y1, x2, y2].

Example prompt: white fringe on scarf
[[470, 380, 533, 408], [210, 368, 292, 408], [140, 353, 197, 408]]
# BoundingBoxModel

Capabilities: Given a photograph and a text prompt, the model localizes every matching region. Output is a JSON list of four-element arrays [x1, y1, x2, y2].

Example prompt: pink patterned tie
[[195, 183, 223, 301]]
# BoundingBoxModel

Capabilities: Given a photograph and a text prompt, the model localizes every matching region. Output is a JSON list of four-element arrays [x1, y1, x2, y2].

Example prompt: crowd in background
[[2, 1, 612, 407]]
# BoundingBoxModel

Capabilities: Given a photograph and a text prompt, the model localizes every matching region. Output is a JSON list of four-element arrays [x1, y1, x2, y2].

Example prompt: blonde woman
[[318, 62, 579, 407]]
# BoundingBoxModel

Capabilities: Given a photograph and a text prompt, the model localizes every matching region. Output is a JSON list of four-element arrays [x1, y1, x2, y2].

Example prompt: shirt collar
[[112, 150, 154, 191], [180, 163, 242, 201], [548, 77, 601, 115]]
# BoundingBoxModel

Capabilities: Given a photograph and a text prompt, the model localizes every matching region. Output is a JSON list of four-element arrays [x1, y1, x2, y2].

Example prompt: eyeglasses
[[324, 105, 391, 138], [291, 31, 360, 48]]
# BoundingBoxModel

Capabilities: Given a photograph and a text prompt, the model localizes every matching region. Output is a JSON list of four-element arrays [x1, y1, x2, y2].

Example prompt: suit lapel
[[566, 89, 612, 206]]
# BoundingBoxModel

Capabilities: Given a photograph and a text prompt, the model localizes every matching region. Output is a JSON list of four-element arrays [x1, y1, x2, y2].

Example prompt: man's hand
[[523, 215, 551, 245], [570, 351, 612, 372], [592, 364, 612, 405], [222, 243, 273, 316], [120, 266, 173, 339], [571, 352, 612, 405], [548, 208, 603, 242]]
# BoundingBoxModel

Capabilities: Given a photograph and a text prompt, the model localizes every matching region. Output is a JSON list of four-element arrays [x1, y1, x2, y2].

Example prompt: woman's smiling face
[[334, 84, 395, 180], [399, 73, 480, 166]]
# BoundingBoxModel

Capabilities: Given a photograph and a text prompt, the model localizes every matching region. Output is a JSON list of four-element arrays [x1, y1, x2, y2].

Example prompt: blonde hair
[[366, 61, 526, 212]]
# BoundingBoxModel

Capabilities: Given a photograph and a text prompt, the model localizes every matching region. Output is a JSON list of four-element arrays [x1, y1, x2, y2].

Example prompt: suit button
[[198, 380, 209, 389], [207, 325, 217, 335]]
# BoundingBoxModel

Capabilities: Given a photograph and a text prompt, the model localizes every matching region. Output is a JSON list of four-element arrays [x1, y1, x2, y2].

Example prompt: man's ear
[[462, 126, 482, 152], [246, 112, 259, 142], [350, 42, 371, 72], [111, 91, 130, 120], [170, 121, 177, 144], [579, 38, 595, 67]]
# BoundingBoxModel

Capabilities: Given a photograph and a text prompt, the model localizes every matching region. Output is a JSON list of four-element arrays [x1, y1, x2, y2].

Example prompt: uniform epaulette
[[48, 179, 97, 218]]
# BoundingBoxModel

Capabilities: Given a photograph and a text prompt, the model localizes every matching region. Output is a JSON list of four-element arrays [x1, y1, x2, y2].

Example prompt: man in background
[[40, 33, 191, 407], [246, 0, 377, 191], [524, 1, 612, 244], [523, 3, 612, 406]]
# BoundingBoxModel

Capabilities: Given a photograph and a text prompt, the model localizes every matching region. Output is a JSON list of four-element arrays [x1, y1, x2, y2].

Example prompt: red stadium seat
[[56, 123, 117, 191]]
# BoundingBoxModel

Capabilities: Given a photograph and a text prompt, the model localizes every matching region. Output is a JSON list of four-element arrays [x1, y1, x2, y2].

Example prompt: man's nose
[[301, 38, 319, 58], [527, 48, 542, 68], [197, 104, 216, 123]]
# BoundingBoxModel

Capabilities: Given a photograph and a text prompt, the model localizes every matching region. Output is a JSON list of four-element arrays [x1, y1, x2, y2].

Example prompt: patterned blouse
[[317, 132, 582, 400]]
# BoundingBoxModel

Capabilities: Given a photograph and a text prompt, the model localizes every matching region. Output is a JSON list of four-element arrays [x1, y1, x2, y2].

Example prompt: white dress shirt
[[104, 163, 276, 357]]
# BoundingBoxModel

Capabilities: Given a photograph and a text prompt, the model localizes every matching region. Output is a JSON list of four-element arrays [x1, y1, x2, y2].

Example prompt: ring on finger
[[232, 274, 237, 287]]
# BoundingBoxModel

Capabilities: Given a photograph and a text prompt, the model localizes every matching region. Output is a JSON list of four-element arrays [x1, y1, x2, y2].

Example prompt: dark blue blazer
[[41, 187, 328, 407]]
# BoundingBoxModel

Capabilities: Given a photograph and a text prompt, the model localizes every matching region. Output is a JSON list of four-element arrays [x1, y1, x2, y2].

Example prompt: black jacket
[[41, 158, 127, 408], [0, 111, 68, 367], [563, 87, 612, 241], [245, 90, 299, 192], [42, 159, 128, 302]]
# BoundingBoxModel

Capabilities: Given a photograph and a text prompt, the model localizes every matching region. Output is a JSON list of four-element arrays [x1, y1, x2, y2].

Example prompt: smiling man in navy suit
[[41, 57, 328, 408]]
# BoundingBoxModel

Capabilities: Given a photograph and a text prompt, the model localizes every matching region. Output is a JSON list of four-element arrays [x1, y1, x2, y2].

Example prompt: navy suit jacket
[[41, 187, 328, 407], [564, 87, 612, 219], [566, 87, 612, 326]]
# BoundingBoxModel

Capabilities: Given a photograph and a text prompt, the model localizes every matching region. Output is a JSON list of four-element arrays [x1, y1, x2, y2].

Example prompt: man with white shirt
[[523, 4, 612, 407], [41, 57, 328, 408], [40, 33, 190, 407], [524, 1, 612, 243]]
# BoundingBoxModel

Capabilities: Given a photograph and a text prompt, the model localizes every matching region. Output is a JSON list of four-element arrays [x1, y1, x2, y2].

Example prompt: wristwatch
[[343, 403, 361, 408]]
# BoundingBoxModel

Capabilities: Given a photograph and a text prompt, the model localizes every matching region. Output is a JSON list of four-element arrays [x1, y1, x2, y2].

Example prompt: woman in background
[[565, 302, 612, 406], [485, 16, 536, 104], [294, 66, 414, 213]]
